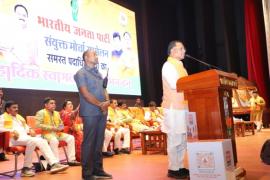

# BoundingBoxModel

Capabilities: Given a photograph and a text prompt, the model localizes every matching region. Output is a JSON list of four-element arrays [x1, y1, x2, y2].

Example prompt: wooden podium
[[177, 69, 238, 162]]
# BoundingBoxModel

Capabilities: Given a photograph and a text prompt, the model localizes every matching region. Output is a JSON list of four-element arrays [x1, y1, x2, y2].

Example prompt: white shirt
[[0, 114, 29, 139], [162, 61, 179, 90]]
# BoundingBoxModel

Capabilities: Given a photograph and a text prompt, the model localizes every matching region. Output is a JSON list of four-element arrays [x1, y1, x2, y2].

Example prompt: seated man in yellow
[[107, 99, 130, 154], [36, 97, 80, 166], [117, 101, 151, 133], [0, 101, 68, 177], [132, 98, 147, 123], [249, 91, 266, 132], [144, 101, 163, 128]]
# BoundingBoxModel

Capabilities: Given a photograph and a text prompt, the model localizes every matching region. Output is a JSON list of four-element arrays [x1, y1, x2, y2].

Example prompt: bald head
[[82, 50, 98, 67]]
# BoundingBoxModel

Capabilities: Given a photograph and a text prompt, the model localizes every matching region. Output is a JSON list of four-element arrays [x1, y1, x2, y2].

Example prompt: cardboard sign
[[187, 139, 235, 180]]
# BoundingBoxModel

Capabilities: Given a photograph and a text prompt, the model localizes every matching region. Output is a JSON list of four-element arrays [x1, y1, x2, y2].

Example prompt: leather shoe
[[168, 170, 188, 179], [102, 151, 114, 157], [179, 168, 189, 177], [68, 160, 81, 166], [0, 153, 8, 161], [82, 175, 96, 180], [120, 148, 130, 154], [94, 171, 112, 179]]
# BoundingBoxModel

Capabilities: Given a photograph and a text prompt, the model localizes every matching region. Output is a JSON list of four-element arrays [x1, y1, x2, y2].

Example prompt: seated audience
[[60, 100, 82, 161], [117, 101, 133, 122], [131, 98, 149, 125], [0, 101, 68, 177], [132, 106, 145, 122], [144, 101, 163, 128], [36, 97, 80, 166], [118, 101, 151, 133], [107, 99, 130, 154]]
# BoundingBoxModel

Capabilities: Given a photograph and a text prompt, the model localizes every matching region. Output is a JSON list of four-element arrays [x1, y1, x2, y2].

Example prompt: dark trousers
[[81, 114, 107, 179]]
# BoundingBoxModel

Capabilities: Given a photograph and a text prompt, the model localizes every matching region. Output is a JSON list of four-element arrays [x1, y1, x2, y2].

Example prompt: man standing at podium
[[161, 41, 189, 179]]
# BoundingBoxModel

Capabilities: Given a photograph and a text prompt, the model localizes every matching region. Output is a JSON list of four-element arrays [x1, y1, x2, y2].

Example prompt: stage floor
[[1, 129, 270, 180]]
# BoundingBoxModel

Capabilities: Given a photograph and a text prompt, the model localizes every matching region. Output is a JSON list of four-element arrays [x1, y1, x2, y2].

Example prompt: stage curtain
[[245, 0, 270, 106]]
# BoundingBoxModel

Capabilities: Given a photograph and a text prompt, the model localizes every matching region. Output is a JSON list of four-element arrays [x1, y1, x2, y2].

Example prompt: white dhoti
[[161, 108, 188, 170]]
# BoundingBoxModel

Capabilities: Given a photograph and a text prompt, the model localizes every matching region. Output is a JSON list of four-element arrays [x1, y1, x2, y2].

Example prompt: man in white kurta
[[107, 99, 130, 154], [161, 41, 189, 179], [0, 101, 68, 177]]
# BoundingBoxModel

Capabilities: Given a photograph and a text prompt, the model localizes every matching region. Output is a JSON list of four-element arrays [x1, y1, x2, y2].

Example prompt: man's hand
[[57, 124, 65, 132], [29, 129, 36, 137], [11, 130, 19, 140], [99, 100, 110, 112]]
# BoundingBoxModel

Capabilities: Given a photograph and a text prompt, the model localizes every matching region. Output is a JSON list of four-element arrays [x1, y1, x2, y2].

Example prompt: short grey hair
[[167, 40, 182, 55]]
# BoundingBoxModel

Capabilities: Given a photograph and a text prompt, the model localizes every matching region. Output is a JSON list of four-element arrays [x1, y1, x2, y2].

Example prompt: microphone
[[185, 54, 222, 71], [103, 68, 109, 89]]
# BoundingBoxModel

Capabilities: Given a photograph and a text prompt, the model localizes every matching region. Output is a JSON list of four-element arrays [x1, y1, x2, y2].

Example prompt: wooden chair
[[0, 132, 41, 178], [26, 116, 69, 163]]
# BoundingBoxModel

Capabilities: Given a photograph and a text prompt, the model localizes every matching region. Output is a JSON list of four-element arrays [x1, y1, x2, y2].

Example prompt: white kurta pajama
[[107, 107, 131, 150], [161, 58, 189, 171], [0, 114, 58, 168]]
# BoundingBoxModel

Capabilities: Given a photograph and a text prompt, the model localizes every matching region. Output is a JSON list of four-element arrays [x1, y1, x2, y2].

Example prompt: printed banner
[[0, 0, 141, 95]]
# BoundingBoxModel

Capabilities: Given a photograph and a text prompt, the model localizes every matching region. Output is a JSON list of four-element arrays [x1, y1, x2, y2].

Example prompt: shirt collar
[[84, 65, 102, 78], [84, 65, 98, 72]]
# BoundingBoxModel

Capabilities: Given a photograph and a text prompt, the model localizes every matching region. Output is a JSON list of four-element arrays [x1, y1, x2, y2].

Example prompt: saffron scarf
[[167, 56, 188, 78], [3, 112, 26, 129], [43, 109, 61, 127]]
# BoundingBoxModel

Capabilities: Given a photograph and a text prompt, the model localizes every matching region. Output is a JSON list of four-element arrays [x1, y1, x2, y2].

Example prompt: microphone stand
[[185, 54, 222, 71]]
